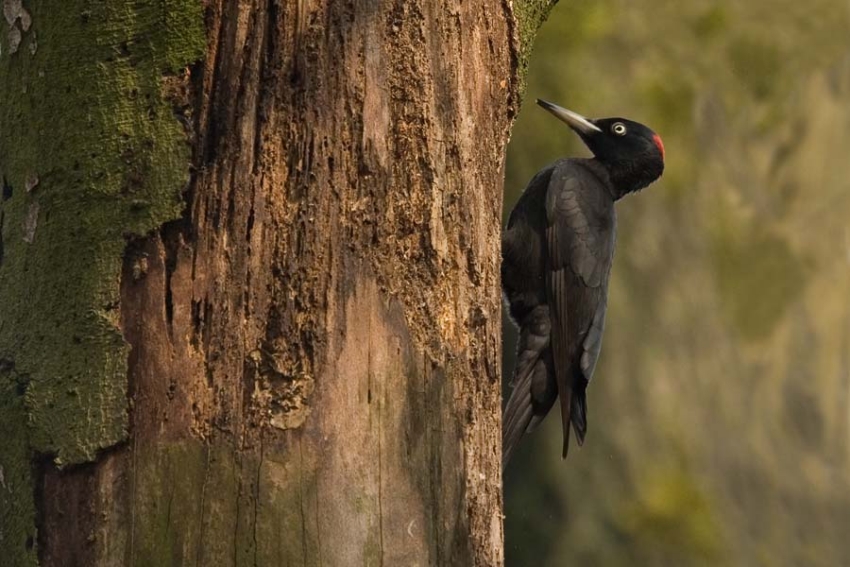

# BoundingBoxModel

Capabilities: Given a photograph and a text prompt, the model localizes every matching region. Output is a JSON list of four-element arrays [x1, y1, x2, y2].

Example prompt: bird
[[501, 100, 665, 469]]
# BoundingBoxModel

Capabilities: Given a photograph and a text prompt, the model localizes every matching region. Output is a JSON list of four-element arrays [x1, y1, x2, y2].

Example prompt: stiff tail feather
[[559, 384, 572, 458], [570, 389, 587, 446], [502, 369, 535, 470], [503, 305, 553, 469]]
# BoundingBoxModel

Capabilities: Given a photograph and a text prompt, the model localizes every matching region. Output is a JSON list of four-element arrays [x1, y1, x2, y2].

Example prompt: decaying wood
[[33, 1, 535, 564]]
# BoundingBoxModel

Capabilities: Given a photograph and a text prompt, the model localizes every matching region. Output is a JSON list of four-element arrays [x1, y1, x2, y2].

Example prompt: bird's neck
[[593, 157, 663, 200]]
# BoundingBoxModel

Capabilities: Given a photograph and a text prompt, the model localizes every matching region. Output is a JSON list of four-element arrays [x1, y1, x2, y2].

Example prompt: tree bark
[[0, 1, 554, 565]]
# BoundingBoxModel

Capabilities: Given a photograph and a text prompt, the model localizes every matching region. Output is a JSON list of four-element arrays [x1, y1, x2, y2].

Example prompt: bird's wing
[[545, 165, 615, 456]]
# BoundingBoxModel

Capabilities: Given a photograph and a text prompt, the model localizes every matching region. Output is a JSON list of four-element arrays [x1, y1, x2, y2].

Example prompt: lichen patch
[[3, 0, 32, 55], [6, 25, 20, 54], [21, 201, 37, 243], [2, 0, 23, 26], [24, 173, 37, 193]]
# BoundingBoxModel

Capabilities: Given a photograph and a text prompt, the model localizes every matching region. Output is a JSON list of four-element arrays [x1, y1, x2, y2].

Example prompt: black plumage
[[502, 100, 665, 469]]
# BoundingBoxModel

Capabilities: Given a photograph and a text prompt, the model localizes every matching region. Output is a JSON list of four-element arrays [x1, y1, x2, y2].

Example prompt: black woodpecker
[[501, 100, 665, 469]]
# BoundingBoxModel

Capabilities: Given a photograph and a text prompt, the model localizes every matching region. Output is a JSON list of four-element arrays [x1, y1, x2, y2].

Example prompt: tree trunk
[[0, 1, 553, 565]]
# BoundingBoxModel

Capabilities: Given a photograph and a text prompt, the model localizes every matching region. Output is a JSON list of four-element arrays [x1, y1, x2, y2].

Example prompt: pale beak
[[536, 99, 602, 134]]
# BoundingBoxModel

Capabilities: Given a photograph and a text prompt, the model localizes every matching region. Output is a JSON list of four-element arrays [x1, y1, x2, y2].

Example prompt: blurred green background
[[502, 0, 850, 565]]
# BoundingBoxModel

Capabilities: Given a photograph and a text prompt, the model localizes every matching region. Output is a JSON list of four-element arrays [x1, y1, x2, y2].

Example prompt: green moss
[[0, 2, 205, 466], [254, 445, 323, 565], [130, 442, 226, 566], [125, 438, 324, 566], [513, 0, 559, 100], [0, 369, 39, 567]]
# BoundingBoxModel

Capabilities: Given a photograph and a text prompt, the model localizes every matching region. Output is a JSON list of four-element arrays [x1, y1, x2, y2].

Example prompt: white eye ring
[[612, 122, 627, 136]]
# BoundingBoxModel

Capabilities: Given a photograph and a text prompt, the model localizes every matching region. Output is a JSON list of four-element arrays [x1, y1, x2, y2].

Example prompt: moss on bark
[[512, 0, 559, 97], [0, 367, 38, 567], [0, 1, 204, 466], [68, 437, 324, 567]]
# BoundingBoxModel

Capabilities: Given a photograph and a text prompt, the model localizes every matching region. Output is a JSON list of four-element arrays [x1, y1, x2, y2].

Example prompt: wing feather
[[544, 163, 616, 455]]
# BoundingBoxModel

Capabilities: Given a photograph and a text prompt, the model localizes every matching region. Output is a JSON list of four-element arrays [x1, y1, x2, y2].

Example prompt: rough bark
[[0, 1, 555, 565]]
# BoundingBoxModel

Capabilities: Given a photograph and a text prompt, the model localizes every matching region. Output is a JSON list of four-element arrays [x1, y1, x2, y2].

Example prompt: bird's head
[[537, 99, 664, 197]]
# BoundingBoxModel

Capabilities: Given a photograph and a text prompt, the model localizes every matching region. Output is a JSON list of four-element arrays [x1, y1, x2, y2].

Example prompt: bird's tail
[[503, 306, 553, 469], [502, 366, 535, 470], [558, 380, 589, 456], [570, 388, 587, 446], [504, 354, 559, 468], [559, 383, 572, 458]]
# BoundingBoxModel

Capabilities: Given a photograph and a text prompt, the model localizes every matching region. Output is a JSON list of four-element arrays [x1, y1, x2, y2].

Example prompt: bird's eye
[[611, 123, 627, 136]]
